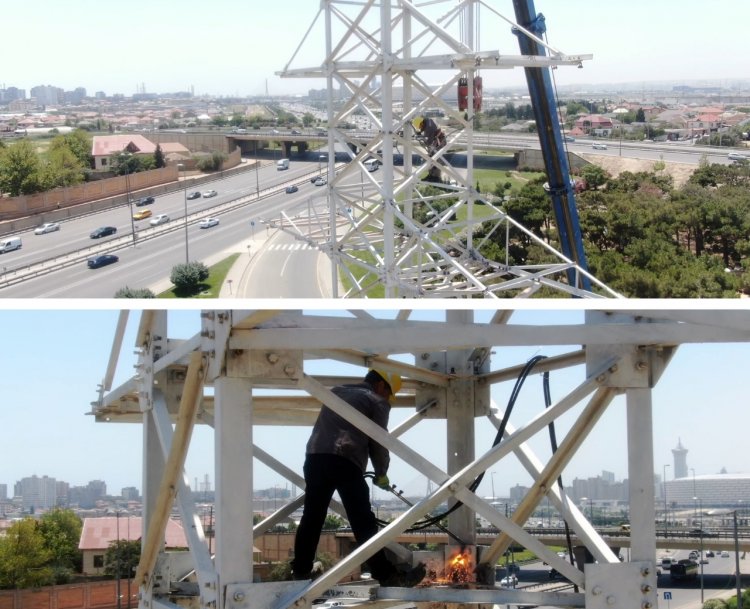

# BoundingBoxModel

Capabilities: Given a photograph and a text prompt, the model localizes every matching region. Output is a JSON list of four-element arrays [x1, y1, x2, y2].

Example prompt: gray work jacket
[[306, 382, 390, 477]]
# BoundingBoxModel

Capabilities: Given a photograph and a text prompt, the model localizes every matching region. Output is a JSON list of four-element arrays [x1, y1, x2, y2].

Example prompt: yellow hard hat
[[412, 116, 424, 131], [370, 368, 402, 396]]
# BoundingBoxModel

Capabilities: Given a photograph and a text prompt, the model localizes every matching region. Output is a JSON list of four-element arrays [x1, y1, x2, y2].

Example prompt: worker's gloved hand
[[374, 475, 390, 489]]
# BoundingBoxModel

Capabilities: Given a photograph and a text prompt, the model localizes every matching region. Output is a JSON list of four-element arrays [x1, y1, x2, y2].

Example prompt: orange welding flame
[[444, 552, 473, 584]]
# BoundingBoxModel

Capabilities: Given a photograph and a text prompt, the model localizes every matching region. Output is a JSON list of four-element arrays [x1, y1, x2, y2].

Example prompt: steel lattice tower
[[276, 1, 618, 298]]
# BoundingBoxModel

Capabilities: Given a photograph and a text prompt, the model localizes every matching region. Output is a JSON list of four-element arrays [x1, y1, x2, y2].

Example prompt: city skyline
[[2, 308, 749, 502], [2, 1, 747, 97]]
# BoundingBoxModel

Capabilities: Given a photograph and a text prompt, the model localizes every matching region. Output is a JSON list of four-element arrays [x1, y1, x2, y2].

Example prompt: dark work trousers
[[292, 453, 396, 580]]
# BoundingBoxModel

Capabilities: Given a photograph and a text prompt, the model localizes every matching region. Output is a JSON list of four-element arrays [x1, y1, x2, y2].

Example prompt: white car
[[314, 177, 327, 186], [34, 222, 60, 235], [721, 550, 730, 558], [202, 190, 218, 198], [500, 575, 518, 588], [728, 152, 747, 161], [592, 143, 608, 150], [149, 214, 170, 226], [199, 217, 220, 229]]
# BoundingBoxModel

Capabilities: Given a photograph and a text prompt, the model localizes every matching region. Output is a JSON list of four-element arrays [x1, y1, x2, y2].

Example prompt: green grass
[[158, 254, 240, 298]]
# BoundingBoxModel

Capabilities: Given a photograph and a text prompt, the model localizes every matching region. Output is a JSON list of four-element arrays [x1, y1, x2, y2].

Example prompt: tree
[[579, 164, 611, 191], [114, 287, 156, 298], [49, 130, 92, 168], [635, 108, 646, 122], [0, 139, 43, 196], [41, 145, 87, 189], [153, 144, 166, 169], [322, 514, 344, 530], [104, 540, 140, 578], [38, 509, 83, 583], [0, 518, 54, 589], [170, 262, 210, 295]]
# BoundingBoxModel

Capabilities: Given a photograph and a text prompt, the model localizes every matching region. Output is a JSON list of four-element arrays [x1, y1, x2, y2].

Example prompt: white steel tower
[[276, 1, 617, 298]]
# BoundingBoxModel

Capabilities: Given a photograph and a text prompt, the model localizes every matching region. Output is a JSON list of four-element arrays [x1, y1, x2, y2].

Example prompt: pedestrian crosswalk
[[266, 242, 317, 251]]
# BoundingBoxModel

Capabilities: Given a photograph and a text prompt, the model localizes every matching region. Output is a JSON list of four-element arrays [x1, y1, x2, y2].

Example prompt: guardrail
[[0, 168, 328, 290]]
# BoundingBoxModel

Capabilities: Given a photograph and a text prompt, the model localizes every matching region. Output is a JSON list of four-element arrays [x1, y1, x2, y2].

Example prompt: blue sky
[[2, 307, 748, 500], [2, 1, 747, 97]]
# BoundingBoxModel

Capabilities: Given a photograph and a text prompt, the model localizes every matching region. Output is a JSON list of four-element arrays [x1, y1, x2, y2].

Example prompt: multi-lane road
[[0, 161, 328, 297], [0, 136, 737, 298]]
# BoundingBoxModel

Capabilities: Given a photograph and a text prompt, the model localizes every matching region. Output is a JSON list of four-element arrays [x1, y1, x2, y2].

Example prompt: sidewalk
[[148, 224, 341, 299]]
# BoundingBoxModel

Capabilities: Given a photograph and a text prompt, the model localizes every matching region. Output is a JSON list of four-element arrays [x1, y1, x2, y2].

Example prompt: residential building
[[78, 516, 187, 575], [15, 475, 57, 511], [91, 134, 157, 171]]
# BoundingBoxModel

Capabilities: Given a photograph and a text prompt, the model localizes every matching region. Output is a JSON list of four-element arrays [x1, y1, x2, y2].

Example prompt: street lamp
[[177, 163, 189, 263], [694, 496, 704, 604], [663, 464, 670, 539], [735, 508, 743, 609]]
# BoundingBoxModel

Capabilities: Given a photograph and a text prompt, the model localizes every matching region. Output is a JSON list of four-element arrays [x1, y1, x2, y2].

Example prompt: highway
[[0, 135, 735, 298], [0, 161, 324, 297]]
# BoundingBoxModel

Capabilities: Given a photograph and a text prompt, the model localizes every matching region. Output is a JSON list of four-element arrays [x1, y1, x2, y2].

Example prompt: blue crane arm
[[512, 0, 591, 291]]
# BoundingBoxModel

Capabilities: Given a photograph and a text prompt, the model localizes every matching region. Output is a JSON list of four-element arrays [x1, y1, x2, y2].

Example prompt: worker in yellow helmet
[[411, 115, 446, 155], [292, 369, 426, 587]]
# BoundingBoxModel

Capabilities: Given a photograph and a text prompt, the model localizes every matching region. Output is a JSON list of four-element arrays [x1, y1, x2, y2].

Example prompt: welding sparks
[[443, 551, 474, 584]]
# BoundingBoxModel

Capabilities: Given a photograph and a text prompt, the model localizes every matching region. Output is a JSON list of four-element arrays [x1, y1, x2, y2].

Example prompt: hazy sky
[[2, 1, 747, 98], [2, 306, 748, 501]]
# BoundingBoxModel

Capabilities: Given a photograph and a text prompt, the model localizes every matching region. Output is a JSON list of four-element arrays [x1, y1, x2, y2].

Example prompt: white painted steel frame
[[92, 309, 750, 609], [276, 1, 610, 298]]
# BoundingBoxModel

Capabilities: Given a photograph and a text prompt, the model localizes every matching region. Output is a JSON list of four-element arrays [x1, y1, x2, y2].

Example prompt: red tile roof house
[[78, 516, 188, 576], [574, 114, 614, 137], [91, 134, 157, 171]]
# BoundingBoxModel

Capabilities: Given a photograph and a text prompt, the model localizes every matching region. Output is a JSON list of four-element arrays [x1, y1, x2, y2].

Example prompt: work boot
[[379, 562, 426, 587]]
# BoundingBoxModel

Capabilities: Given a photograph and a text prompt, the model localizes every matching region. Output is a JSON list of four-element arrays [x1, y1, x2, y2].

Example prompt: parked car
[[285, 185, 298, 194], [592, 142, 608, 150], [132, 209, 153, 221], [187, 191, 201, 200], [199, 217, 220, 229], [90, 226, 117, 239], [150, 214, 170, 226], [34, 222, 60, 235], [202, 190, 218, 198], [135, 196, 155, 206], [87, 254, 119, 269]]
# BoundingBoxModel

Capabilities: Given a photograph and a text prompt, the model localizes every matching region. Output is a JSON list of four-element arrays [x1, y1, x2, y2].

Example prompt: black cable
[[369, 355, 549, 534]]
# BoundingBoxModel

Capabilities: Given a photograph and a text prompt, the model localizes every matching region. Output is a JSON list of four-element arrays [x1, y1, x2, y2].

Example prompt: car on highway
[[728, 152, 747, 161], [285, 185, 298, 194], [187, 191, 201, 200], [563, 135, 576, 142], [90, 226, 117, 239], [34, 222, 60, 235], [721, 551, 730, 558], [290, 129, 301, 135], [500, 575, 518, 588], [705, 550, 715, 557], [592, 142, 608, 150], [132, 209, 152, 221], [149, 214, 170, 226], [199, 217, 220, 229], [314, 177, 327, 186], [135, 196, 155, 207], [87, 254, 119, 269], [202, 190, 218, 198]]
